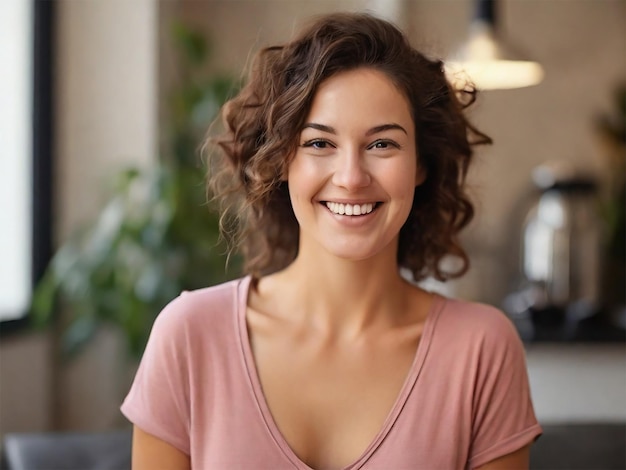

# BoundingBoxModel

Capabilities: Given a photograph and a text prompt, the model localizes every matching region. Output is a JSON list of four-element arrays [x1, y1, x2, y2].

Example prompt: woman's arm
[[132, 425, 191, 470], [475, 444, 531, 470]]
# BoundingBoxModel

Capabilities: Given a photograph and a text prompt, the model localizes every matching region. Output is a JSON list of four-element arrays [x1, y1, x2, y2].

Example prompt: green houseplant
[[31, 22, 240, 359]]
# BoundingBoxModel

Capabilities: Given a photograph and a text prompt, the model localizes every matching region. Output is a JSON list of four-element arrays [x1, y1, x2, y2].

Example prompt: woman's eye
[[302, 139, 331, 149], [369, 140, 397, 150]]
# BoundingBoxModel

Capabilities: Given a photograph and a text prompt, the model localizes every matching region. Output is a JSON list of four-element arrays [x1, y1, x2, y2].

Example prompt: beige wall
[[0, 0, 624, 438], [55, 0, 157, 238], [54, 0, 157, 431], [0, 332, 53, 434]]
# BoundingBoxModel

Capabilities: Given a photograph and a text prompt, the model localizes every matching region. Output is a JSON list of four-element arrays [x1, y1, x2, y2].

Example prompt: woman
[[122, 12, 542, 469]]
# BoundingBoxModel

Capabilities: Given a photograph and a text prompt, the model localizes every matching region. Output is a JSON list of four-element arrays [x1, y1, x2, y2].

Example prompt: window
[[0, 0, 53, 328]]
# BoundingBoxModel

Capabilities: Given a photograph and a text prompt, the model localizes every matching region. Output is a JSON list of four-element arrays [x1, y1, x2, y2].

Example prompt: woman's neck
[[255, 247, 417, 338]]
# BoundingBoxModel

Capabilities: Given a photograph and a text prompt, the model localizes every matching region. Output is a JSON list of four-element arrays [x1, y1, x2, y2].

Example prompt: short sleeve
[[120, 295, 192, 455], [468, 312, 542, 469]]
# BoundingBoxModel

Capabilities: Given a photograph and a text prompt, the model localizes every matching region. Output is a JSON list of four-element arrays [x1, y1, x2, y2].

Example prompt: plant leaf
[[171, 21, 207, 65], [62, 314, 98, 358], [30, 270, 59, 327]]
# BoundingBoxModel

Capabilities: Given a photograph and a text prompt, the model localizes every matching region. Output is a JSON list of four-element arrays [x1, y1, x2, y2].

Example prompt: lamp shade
[[445, 0, 544, 90]]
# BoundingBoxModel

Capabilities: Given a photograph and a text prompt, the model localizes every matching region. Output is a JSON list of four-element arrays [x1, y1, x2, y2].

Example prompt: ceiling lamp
[[445, 0, 544, 90]]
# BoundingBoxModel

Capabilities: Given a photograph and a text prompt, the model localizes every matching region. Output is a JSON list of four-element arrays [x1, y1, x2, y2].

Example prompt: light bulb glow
[[445, 60, 544, 90], [446, 20, 544, 90]]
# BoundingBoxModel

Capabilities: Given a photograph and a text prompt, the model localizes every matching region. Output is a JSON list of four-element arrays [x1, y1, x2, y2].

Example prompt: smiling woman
[[288, 68, 420, 263], [122, 12, 541, 470]]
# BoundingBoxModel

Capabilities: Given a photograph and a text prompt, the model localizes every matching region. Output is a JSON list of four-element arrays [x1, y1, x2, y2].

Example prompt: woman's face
[[287, 67, 424, 262]]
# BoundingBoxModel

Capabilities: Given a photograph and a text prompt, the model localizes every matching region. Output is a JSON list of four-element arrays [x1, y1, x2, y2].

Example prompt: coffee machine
[[506, 163, 603, 339]]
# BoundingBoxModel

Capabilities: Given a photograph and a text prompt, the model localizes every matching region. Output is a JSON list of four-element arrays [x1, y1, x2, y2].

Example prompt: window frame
[[0, 0, 54, 334]]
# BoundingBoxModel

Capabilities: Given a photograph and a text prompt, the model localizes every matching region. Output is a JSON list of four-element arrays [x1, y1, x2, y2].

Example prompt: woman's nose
[[331, 150, 371, 191]]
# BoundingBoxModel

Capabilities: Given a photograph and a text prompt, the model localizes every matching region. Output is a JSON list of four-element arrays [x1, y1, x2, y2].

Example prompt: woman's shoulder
[[433, 294, 522, 350], [439, 295, 507, 321], [176, 276, 245, 311], [151, 276, 248, 338], [426, 295, 529, 384]]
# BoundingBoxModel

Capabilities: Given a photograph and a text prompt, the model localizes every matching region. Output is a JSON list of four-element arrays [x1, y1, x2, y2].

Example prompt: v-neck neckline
[[235, 275, 444, 470]]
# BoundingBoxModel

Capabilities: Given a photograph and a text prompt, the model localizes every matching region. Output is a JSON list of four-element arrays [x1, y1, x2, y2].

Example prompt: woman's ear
[[415, 165, 427, 187]]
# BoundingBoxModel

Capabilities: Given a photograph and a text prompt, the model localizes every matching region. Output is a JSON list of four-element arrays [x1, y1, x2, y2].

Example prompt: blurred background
[[0, 0, 624, 468]]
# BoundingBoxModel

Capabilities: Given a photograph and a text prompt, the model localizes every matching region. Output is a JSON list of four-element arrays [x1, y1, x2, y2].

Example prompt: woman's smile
[[323, 201, 377, 216], [319, 200, 384, 230]]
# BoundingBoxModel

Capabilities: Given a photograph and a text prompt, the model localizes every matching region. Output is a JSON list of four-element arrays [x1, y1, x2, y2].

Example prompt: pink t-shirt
[[121, 276, 541, 469]]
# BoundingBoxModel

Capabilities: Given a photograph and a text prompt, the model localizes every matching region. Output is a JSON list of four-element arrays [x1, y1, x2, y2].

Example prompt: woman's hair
[[207, 12, 491, 281]]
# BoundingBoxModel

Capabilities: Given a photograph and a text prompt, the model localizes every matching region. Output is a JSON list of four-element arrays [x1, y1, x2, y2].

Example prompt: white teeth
[[325, 202, 375, 216]]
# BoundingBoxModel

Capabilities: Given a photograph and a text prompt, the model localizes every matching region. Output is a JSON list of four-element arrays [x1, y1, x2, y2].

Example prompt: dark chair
[[2, 430, 131, 470], [531, 423, 626, 470], [3, 424, 625, 469]]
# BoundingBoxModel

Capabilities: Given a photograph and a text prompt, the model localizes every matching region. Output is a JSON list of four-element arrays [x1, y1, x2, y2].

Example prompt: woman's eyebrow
[[366, 123, 407, 136], [302, 123, 336, 134], [302, 123, 407, 135]]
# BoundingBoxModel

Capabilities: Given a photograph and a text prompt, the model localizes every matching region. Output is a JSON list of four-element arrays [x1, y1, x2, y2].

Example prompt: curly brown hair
[[207, 12, 491, 281]]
